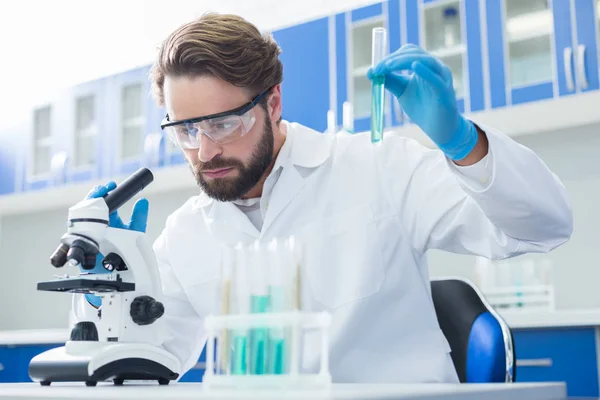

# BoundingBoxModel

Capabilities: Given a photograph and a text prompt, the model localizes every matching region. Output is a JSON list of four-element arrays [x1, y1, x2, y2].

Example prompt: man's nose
[[198, 134, 222, 163]]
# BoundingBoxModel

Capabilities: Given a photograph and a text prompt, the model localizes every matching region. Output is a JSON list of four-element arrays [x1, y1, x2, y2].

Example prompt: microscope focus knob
[[130, 296, 165, 326], [70, 321, 99, 341]]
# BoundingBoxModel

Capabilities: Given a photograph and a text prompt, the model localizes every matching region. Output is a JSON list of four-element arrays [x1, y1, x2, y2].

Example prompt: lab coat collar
[[191, 121, 333, 236], [284, 120, 333, 169], [191, 121, 332, 211]]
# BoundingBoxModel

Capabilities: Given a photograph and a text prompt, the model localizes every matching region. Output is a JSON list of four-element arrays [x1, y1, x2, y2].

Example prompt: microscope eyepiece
[[104, 168, 154, 214]]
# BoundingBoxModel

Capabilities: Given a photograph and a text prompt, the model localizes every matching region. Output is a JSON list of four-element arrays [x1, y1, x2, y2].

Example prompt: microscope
[[29, 168, 181, 386]]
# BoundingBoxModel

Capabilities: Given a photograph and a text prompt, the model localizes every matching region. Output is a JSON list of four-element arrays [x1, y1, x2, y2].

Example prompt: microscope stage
[[37, 278, 135, 293]]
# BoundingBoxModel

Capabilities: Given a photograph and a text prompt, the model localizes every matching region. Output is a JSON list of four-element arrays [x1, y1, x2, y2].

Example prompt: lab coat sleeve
[[153, 228, 208, 376], [388, 123, 573, 259]]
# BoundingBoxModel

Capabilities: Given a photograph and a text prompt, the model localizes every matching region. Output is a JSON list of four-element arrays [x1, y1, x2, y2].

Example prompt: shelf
[[506, 9, 553, 43], [352, 65, 371, 78], [429, 44, 466, 59]]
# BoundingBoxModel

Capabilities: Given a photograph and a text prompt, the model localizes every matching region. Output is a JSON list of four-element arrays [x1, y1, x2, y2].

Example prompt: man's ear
[[268, 84, 282, 123]]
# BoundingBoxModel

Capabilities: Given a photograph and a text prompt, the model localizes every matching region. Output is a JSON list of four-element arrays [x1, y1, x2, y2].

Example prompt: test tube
[[217, 247, 233, 375], [371, 27, 387, 143], [267, 239, 286, 374], [327, 109, 336, 135], [342, 101, 354, 134], [231, 243, 249, 375], [249, 242, 269, 375]]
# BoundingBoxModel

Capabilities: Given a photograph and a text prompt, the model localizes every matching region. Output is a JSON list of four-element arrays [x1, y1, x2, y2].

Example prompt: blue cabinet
[[0, 127, 18, 196], [513, 327, 599, 397], [0, 347, 18, 383], [486, 0, 600, 107], [334, 0, 486, 134], [335, 3, 390, 133], [65, 77, 109, 184], [179, 344, 209, 382], [272, 17, 332, 133], [0, 344, 60, 383], [108, 65, 163, 176]]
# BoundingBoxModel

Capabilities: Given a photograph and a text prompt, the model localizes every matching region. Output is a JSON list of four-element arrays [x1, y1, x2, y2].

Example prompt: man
[[75, 13, 573, 383]]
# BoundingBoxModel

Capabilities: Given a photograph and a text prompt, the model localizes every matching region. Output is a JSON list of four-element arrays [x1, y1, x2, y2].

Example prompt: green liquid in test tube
[[267, 285, 285, 374], [250, 294, 269, 374], [231, 243, 249, 375], [371, 27, 387, 144]]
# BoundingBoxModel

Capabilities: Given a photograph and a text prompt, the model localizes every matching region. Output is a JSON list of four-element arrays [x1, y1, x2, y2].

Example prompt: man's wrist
[[452, 122, 489, 166]]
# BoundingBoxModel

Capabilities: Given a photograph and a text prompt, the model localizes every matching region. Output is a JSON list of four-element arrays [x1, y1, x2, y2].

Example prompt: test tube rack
[[202, 310, 332, 389]]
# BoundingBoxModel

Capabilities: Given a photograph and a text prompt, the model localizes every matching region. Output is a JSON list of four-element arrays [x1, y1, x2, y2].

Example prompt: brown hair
[[149, 12, 283, 109]]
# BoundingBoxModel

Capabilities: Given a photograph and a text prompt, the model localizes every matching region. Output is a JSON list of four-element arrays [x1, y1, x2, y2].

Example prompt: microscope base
[[28, 341, 180, 386]]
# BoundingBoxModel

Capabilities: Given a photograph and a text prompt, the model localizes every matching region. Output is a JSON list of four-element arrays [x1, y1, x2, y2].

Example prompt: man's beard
[[191, 119, 274, 202]]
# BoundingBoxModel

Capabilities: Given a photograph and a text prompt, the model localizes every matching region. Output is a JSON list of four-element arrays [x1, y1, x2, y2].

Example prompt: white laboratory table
[[0, 382, 567, 400]]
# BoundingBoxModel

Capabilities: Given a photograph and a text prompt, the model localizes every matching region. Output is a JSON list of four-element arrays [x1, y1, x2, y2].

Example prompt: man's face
[[163, 75, 274, 201]]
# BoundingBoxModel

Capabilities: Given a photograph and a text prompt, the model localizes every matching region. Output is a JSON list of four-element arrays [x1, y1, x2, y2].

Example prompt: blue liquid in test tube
[[371, 27, 387, 144]]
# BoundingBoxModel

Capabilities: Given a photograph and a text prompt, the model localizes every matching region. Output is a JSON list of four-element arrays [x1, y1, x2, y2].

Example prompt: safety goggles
[[160, 88, 271, 149]]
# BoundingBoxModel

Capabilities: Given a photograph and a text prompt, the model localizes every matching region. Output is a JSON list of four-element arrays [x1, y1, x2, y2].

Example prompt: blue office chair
[[430, 277, 515, 383]]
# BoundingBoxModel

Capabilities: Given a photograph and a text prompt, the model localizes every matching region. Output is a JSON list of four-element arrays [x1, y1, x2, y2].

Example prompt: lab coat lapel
[[261, 164, 306, 233], [260, 122, 333, 233], [204, 200, 260, 244]]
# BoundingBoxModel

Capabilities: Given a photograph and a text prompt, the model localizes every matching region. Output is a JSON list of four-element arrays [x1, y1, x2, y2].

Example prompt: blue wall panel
[[273, 17, 330, 133]]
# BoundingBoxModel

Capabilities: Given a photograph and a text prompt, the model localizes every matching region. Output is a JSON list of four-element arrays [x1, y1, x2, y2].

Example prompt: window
[[121, 83, 144, 160], [74, 95, 96, 167], [32, 106, 52, 176]]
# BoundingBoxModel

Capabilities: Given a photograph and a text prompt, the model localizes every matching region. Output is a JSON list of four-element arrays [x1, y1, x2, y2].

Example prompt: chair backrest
[[430, 277, 515, 383]]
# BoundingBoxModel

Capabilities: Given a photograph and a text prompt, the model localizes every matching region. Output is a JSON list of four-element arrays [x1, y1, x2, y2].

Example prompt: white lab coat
[[73, 121, 573, 383]]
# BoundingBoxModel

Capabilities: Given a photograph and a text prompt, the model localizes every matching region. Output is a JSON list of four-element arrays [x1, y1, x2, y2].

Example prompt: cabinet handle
[[576, 44, 588, 90], [0, 363, 4, 371], [516, 358, 553, 367], [564, 47, 575, 92]]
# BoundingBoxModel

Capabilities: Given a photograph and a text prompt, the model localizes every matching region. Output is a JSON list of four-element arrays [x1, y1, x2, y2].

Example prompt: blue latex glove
[[367, 44, 478, 160], [82, 181, 149, 307]]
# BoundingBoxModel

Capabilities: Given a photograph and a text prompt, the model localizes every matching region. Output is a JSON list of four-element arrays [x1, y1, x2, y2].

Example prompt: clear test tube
[[267, 239, 286, 374], [327, 109, 336, 134], [342, 101, 354, 133], [231, 243, 249, 375], [371, 27, 387, 143], [216, 246, 233, 375], [249, 242, 269, 375]]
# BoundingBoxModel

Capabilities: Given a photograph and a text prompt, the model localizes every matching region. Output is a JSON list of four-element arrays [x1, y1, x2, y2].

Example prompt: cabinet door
[[0, 347, 19, 383], [66, 78, 109, 184], [0, 128, 17, 195], [109, 66, 155, 176], [406, 0, 485, 114], [572, 0, 600, 93], [335, 2, 394, 133], [272, 17, 331, 133], [486, 0, 575, 107], [513, 327, 599, 397], [23, 104, 53, 191]]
